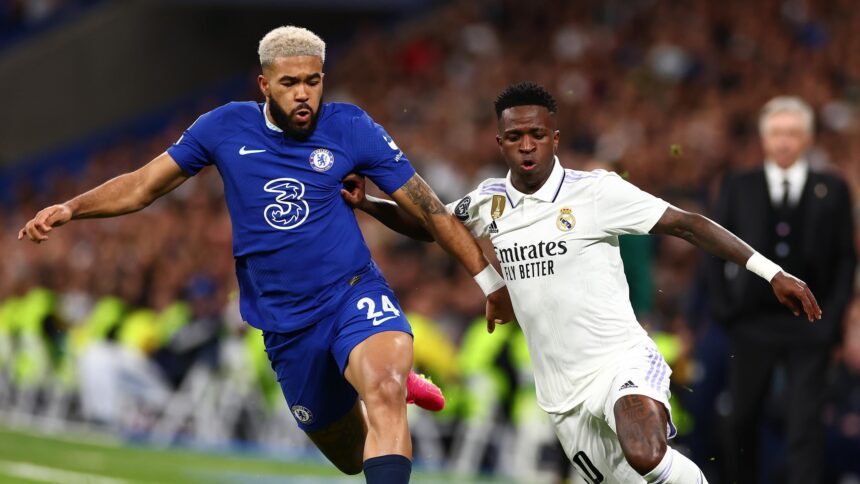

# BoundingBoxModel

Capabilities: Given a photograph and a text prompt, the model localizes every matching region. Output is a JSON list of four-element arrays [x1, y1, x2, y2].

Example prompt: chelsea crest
[[309, 148, 335, 172], [291, 405, 314, 424]]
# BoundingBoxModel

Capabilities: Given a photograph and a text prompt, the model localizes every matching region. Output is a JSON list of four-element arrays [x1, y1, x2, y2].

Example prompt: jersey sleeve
[[593, 172, 670, 236], [166, 111, 218, 176], [350, 110, 416, 194], [445, 187, 489, 239]]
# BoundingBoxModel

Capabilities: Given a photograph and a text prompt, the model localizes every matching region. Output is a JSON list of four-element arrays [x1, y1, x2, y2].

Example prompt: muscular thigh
[[331, 273, 414, 394], [604, 339, 677, 439], [614, 395, 669, 466], [609, 341, 673, 464], [332, 276, 413, 384], [550, 406, 646, 484], [551, 341, 676, 481]]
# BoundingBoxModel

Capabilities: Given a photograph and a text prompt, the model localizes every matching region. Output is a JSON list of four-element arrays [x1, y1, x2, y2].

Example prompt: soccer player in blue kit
[[19, 26, 514, 483]]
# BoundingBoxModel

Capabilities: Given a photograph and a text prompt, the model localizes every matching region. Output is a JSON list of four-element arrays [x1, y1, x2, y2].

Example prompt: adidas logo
[[619, 380, 637, 391], [488, 221, 499, 234]]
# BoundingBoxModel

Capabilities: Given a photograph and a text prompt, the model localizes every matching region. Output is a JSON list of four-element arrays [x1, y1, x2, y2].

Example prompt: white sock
[[643, 447, 708, 484]]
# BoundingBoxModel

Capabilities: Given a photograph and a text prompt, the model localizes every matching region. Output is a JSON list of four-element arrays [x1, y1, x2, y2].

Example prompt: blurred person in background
[[708, 96, 857, 484], [343, 82, 822, 484], [16, 25, 516, 484], [150, 275, 223, 389]]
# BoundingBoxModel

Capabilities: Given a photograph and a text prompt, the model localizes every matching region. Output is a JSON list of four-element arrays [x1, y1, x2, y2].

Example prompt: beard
[[268, 95, 322, 141]]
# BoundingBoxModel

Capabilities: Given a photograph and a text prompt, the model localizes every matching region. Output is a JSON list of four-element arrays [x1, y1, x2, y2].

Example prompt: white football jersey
[[447, 158, 670, 413]]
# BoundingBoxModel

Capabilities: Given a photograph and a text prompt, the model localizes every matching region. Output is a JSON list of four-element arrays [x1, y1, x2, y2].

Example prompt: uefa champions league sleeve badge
[[454, 196, 471, 222]]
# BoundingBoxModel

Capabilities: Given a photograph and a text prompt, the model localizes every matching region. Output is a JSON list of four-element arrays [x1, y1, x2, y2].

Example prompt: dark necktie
[[781, 178, 790, 209]]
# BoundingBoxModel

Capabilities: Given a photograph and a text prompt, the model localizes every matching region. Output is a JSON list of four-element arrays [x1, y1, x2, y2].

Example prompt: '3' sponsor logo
[[263, 178, 309, 230]]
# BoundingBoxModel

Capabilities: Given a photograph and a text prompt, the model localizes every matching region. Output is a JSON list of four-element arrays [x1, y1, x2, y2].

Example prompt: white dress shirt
[[764, 158, 808, 208]]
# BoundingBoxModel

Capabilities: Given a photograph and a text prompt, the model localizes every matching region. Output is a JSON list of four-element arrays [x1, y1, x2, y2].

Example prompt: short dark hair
[[494, 82, 557, 119]]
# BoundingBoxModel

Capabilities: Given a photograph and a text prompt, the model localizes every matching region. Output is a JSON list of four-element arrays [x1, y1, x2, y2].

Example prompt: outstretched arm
[[390, 174, 485, 270], [18, 152, 189, 243], [650, 206, 822, 321]]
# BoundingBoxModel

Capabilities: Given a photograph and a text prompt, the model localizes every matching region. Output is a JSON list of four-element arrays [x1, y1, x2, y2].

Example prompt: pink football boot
[[405, 371, 445, 412]]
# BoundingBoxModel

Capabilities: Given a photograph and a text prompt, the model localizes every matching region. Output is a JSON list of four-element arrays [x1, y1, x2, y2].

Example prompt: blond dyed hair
[[258, 26, 326, 67]]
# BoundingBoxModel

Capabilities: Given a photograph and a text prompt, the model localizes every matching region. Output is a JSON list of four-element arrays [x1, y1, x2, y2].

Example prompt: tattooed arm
[[341, 174, 433, 242], [372, 173, 516, 329], [390, 174, 489, 276]]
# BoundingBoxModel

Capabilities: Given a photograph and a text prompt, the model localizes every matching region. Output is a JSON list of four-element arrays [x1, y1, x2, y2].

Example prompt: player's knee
[[364, 374, 407, 411], [623, 441, 667, 475]]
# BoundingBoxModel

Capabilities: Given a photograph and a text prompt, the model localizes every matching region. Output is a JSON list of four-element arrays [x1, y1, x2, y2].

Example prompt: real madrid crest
[[309, 148, 335, 172], [556, 207, 575, 232]]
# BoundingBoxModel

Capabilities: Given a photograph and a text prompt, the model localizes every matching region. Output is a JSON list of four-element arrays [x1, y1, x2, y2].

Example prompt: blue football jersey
[[167, 101, 415, 332]]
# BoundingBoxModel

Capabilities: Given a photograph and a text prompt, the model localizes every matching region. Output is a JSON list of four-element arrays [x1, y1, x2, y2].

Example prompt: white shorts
[[549, 338, 677, 484]]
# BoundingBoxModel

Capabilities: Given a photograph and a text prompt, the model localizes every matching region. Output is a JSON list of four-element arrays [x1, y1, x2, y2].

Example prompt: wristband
[[745, 252, 782, 282], [474, 265, 505, 296]]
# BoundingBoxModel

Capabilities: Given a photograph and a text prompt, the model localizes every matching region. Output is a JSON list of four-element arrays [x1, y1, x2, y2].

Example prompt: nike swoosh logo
[[382, 135, 399, 151], [239, 146, 266, 155], [371, 315, 398, 326]]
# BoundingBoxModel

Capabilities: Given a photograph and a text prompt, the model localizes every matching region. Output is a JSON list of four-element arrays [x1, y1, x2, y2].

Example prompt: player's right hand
[[340, 173, 367, 210], [18, 204, 73, 243], [771, 271, 822, 322], [486, 286, 516, 333]]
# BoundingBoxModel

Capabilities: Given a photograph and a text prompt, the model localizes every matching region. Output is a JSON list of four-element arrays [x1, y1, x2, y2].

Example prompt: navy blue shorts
[[262, 263, 412, 432]]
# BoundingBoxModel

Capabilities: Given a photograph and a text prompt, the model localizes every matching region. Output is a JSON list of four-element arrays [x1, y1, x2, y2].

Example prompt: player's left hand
[[340, 173, 367, 210], [18, 204, 72, 243], [486, 286, 516, 333], [771, 271, 822, 322]]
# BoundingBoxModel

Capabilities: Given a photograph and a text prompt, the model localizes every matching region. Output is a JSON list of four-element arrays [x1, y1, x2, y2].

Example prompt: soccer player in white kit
[[341, 82, 822, 483]]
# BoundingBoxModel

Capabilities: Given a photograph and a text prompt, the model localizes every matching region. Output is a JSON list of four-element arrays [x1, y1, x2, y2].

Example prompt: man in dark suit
[[709, 96, 857, 484]]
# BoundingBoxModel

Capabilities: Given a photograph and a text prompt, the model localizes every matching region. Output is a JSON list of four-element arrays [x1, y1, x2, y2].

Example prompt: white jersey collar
[[263, 102, 283, 133], [505, 157, 565, 208]]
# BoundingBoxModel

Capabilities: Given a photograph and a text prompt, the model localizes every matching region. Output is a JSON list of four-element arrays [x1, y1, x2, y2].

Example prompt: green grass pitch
[[0, 425, 511, 483]]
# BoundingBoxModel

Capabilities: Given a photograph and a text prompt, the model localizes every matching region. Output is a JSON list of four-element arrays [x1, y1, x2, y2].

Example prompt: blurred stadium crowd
[[1, 0, 98, 46], [2, 0, 860, 482]]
